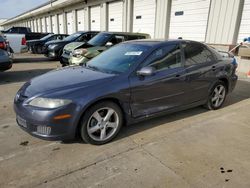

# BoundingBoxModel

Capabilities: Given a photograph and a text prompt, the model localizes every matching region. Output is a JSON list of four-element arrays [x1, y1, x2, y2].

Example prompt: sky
[[0, 0, 49, 19]]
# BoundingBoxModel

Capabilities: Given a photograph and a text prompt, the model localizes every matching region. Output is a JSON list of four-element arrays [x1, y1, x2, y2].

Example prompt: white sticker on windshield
[[125, 51, 143, 56]]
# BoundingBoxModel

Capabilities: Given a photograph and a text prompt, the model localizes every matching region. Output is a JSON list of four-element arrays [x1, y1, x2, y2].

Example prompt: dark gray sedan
[[14, 40, 238, 145]]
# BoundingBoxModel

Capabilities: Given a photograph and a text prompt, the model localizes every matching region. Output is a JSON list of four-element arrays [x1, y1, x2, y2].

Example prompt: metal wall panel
[[206, 0, 243, 45], [238, 0, 250, 42]]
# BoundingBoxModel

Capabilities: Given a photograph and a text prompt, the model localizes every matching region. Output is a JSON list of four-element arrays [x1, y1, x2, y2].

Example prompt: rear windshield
[[88, 33, 113, 46], [64, 33, 82, 41], [40, 34, 54, 41]]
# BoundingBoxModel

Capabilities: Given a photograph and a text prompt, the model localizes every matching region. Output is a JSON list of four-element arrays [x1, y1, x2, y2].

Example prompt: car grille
[[37, 126, 51, 135]]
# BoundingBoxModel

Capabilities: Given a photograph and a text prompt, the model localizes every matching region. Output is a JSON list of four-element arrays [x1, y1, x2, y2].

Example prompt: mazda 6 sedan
[[14, 40, 238, 145]]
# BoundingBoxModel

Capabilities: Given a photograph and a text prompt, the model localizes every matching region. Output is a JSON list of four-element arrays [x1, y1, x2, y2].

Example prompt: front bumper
[[60, 54, 70, 66], [0, 60, 12, 71], [45, 49, 59, 59], [69, 56, 90, 66], [14, 101, 80, 141]]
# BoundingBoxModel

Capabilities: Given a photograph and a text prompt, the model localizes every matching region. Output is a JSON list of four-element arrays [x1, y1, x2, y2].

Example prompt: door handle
[[212, 66, 216, 71], [175, 74, 186, 81]]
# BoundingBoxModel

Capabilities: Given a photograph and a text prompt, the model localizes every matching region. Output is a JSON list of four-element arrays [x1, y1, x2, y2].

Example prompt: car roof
[[77, 31, 99, 34], [123, 39, 205, 47], [99, 31, 150, 37]]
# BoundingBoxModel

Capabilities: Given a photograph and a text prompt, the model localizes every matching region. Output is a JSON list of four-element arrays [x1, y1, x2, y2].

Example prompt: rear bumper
[[229, 74, 238, 92]]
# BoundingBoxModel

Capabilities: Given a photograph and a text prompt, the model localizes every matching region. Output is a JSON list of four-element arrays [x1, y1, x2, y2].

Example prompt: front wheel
[[80, 101, 123, 145], [205, 81, 227, 110]]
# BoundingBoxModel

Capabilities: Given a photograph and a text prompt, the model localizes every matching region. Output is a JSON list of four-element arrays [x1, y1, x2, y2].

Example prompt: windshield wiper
[[87, 65, 100, 72]]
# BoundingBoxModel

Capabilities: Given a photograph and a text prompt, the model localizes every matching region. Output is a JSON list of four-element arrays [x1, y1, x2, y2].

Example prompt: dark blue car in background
[[14, 40, 238, 145]]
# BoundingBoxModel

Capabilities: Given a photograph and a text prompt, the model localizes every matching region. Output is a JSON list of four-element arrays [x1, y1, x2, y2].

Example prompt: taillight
[[0, 42, 6, 49], [21, 37, 26, 45]]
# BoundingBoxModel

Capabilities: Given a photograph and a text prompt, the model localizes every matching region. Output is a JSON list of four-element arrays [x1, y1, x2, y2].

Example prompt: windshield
[[40, 34, 54, 41], [64, 33, 82, 41], [86, 44, 151, 74], [88, 33, 112, 46]]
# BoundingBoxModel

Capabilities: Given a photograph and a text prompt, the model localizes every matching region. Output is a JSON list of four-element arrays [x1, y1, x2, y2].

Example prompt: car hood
[[64, 42, 86, 52], [22, 66, 116, 97]]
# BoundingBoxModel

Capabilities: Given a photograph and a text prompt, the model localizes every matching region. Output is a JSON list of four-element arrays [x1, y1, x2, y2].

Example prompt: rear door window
[[182, 42, 214, 67]]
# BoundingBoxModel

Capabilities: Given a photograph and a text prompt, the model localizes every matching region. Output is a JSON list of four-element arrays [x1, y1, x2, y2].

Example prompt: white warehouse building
[[1, 0, 250, 47]]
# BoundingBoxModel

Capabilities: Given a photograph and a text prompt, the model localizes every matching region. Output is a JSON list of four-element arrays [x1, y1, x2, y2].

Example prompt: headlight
[[49, 44, 58, 49], [29, 97, 72, 108], [72, 49, 88, 57]]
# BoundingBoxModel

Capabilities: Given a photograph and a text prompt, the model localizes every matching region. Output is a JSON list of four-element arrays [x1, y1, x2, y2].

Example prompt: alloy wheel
[[87, 107, 119, 142], [211, 84, 226, 108]]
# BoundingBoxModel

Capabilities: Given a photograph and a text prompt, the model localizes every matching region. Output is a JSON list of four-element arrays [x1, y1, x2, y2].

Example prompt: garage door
[[66, 12, 73, 34], [52, 15, 58, 34], [41, 18, 46, 32], [169, 0, 211, 41], [46, 17, 51, 33], [37, 19, 41, 32], [90, 6, 101, 31], [133, 0, 156, 38], [34, 20, 37, 32], [238, 0, 250, 43], [108, 1, 123, 31], [76, 9, 85, 31], [58, 14, 64, 34]]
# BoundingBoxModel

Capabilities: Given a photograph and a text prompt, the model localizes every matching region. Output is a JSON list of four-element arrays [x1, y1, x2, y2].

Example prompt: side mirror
[[137, 67, 155, 76], [105, 42, 113, 47]]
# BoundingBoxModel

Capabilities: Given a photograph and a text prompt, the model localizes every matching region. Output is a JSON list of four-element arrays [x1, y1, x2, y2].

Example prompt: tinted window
[[109, 35, 125, 45], [19, 28, 28, 33], [127, 35, 146, 40], [144, 44, 182, 71], [88, 33, 112, 46], [76, 33, 93, 42], [183, 43, 214, 66], [86, 44, 151, 74], [64, 33, 82, 41], [9, 27, 18, 33]]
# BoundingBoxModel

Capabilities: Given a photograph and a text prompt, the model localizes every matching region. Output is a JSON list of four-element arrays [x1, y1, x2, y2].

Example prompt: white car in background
[[3, 33, 28, 53]]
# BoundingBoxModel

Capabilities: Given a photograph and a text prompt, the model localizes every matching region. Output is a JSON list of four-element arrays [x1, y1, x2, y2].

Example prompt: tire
[[205, 81, 227, 110], [80, 101, 123, 145]]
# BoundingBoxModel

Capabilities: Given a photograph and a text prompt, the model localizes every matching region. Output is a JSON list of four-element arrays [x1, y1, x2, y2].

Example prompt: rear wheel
[[205, 81, 227, 110], [80, 101, 123, 145]]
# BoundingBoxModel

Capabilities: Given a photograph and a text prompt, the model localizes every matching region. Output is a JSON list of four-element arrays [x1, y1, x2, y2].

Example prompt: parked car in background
[[27, 34, 68, 54], [14, 39, 238, 145], [44, 31, 99, 60], [1, 26, 51, 40], [0, 34, 13, 71], [62, 32, 150, 66], [3, 33, 27, 53]]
